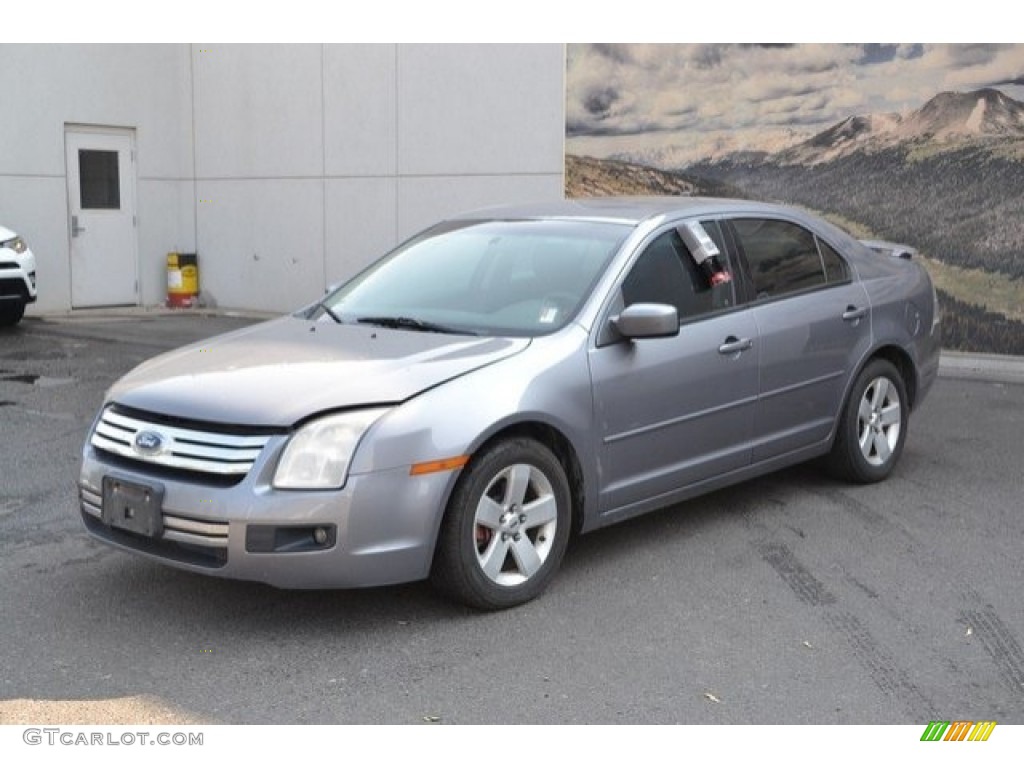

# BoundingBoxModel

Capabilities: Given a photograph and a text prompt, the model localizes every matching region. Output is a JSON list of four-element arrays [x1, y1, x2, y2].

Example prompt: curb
[[31, 306, 277, 324], [939, 351, 1024, 385]]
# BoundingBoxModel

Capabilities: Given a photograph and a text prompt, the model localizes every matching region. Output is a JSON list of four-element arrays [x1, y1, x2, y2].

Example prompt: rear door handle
[[718, 336, 753, 355], [842, 305, 868, 322], [71, 215, 86, 238]]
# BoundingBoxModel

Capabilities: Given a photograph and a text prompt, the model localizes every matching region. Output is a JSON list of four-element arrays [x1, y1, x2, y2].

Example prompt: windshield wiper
[[356, 316, 476, 335], [313, 301, 343, 324]]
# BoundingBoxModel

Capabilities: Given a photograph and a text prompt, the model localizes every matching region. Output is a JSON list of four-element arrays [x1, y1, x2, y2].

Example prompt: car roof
[[453, 196, 801, 226]]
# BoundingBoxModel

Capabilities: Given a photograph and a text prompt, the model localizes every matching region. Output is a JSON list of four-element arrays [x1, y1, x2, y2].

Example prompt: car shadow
[[7, 460, 918, 724], [65, 462, 844, 631]]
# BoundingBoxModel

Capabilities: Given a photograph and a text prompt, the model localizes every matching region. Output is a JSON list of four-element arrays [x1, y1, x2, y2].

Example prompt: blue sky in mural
[[566, 43, 1024, 163]]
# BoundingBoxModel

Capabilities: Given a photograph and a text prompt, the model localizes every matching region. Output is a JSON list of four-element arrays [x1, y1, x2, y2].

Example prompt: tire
[[431, 437, 571, 610], [827, 359, 909, 484], [0, 301, 25, 327]]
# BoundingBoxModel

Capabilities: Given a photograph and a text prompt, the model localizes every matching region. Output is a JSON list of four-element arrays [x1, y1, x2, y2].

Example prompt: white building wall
[[1, 43, 566, 315], [0, 44, 194, 313], [193, 43, 566, 313], [323, 45, 398, 290], [395, 44, 566, 238], [191, 44, 327, 311]]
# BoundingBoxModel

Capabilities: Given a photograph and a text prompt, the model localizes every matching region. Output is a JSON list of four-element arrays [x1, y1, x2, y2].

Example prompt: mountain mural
[[568, 87, 1024, 355], [680, 89, 1024, 280], [565, 155, 741, 198], [775, 88, 1024, 165]]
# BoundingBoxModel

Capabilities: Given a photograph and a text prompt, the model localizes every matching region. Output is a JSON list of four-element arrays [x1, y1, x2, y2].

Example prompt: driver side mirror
[[611, 303, 679, 340]]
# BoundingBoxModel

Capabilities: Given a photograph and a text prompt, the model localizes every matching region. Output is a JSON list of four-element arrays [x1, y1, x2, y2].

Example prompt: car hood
[[0, 225, 16, 241], [108, 316, 530, 427]]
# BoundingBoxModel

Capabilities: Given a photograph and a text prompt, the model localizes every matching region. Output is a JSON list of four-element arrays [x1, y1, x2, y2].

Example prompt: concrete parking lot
[[1, 311, 1022, 724]]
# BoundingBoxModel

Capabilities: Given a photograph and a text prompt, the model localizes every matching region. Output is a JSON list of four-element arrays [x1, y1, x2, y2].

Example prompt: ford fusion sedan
[[78, 197, 940, 609], [0, 224, 37, 326]]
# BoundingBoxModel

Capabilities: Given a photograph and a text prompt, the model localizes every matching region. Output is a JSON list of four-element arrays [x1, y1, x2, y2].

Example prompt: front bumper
[[78, 437, 454, 589], [0, 244, 37, 304]]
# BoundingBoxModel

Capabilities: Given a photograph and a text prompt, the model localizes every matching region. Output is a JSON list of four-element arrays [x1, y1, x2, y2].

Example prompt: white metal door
[[65, 127, 139, 307]]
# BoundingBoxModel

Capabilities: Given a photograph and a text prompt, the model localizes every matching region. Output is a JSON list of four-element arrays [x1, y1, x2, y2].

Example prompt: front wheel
[[431, 438, 571, 610], [827, 359, 909, 484]]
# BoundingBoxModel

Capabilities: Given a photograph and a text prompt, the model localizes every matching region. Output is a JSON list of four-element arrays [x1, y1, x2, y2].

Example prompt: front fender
[[348, 327, 599, 537]]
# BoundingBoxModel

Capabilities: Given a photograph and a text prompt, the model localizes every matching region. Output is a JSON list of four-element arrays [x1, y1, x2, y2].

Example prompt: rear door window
[[818, 238, 850, 284], [730, 218, 826, 299]]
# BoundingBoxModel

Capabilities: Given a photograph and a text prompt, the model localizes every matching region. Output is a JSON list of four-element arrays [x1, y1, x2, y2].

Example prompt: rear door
[[727, 217, 872, 462]]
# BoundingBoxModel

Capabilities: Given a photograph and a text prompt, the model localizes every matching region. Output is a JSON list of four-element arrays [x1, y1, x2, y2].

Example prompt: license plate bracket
[[102, 476, 164, 537]]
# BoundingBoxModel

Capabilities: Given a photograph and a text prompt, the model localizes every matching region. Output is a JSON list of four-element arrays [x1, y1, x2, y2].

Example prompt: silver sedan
[[79, 197, 940, 609]]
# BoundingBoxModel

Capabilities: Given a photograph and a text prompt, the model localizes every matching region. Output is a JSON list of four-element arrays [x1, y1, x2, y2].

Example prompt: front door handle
[[718, 336, 753, 355], [71, 215, 86, 238], [842, 305, 868, 322]]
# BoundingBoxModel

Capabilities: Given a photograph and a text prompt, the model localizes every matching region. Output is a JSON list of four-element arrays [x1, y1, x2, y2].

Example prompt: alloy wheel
[[857, 376, 902, 467], [472, 463, 558, 587]]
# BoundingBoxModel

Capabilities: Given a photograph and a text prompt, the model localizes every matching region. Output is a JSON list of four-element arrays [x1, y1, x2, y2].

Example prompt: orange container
[[167, 252, 199, 308]]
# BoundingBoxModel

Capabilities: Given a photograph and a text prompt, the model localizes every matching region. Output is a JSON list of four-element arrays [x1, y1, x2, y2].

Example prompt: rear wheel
[[827, 359, 908, 483], [0, 301, 25, 327], [431, 437, 571, 610]]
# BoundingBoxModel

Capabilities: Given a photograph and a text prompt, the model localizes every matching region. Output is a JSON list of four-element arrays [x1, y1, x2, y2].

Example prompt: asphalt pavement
[[1, 309, 1022, 725]]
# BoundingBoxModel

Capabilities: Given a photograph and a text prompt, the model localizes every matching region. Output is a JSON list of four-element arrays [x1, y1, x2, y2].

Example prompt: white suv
[[0, 225, 37, 326]]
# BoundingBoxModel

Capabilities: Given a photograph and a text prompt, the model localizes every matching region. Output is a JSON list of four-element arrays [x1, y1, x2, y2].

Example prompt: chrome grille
[[79, 485, 229, 550], [163, 514, 230, 548], [90, 406, 272, 477], [80, 486, 102, 517]]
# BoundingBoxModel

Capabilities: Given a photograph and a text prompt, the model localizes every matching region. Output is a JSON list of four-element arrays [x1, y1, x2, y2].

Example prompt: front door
[[65, 127, 139, 308], [589, 223, 759, 523]]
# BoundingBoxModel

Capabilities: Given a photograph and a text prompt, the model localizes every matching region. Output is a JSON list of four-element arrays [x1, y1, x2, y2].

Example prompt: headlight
[[1, 236, 27, 254], [273, 409, 388, 490]]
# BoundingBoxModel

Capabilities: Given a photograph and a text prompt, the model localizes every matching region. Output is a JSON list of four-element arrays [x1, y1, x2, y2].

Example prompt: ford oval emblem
[[134, 430, 166, 456]]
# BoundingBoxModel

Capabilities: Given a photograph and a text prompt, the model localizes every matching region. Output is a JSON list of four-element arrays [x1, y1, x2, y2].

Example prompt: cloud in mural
[[567, 43, 1024, 162]]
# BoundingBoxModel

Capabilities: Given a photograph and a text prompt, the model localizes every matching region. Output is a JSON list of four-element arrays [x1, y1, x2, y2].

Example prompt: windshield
[[315, 219, 631, 337]]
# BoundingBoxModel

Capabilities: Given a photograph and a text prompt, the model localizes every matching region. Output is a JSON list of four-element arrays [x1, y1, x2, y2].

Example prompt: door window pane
[[622, 229, 733, 321], [817, 238, 850, 284], [79, 149, 120, 210], [731, 218, 825, 298]]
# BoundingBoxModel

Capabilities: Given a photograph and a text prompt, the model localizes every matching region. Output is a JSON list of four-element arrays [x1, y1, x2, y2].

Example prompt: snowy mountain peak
[[908, 88, 1024, 138], [780, 88, 1024, 164]]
